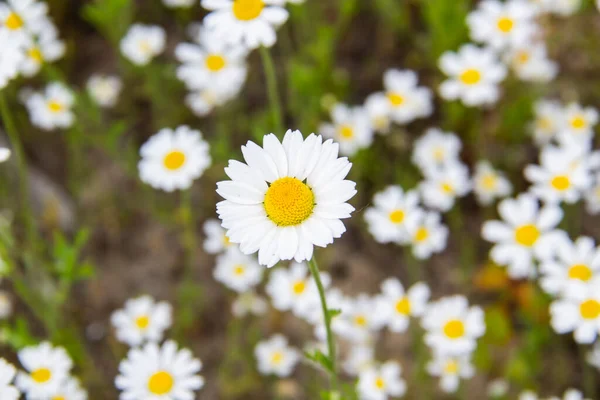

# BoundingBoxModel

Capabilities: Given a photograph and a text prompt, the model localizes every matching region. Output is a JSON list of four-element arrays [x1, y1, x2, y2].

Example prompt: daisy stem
[[259, 46, 284, 134], [307, 257, 339, 393]]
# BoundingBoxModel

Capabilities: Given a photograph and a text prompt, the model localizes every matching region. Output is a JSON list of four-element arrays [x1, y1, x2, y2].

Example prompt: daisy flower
[[419, 162, 471, 212], [0, 0, 50, 41], [487, 379, 509, 398], [319, 103, 374, 157], [364, 186, 422, 245], [185, 86, 240, 117], [120, 24, 166, 66], [472, 160, 512, 206], [374, 279, 430, 333], [0, 30, 24, 90], [163, 0, 195, 7], [364, 93, 392, 135], [381, 69, 433, 124], [467, 0, 538, 50], [203, 218, 233, 254], [537, 0, 581, 16], [335, 294, 383, 343], [110, 295, 172, 347], [0, 147, 10, 163], [201, 0, 289, 49], [519, 391, 539, 400], [550, 286, 600, 344], [505, 43, 558, 83], [427, 353, 475, 393], [216, 129, 356, 267], [412, 128, 462, 173], [584, 174, 600, 215], [138, 126, 211, 192], [439, 44, 507, 107], [231, 290, 268, 317], [356, 361, 406, 400], [23, 82, 75, 130], [408, 211, 449, 260], [214, 248, 263, 293], [0, 359, 19, 400], [422, 296, 485, 355], [15, 342, 73, 399], [552, 389, 590, 400], [587, 342, 600, 370], [343, 344, 375, 376], [558, 103, 599, 146], [254, 334, 300, 377], [115, 340, 204, 399], [19, 25, 66, 77], [47, 376, 87, 400], [86, 74, 122, 108], [530, 100, 563, 146], [481, 193, 565, 278]]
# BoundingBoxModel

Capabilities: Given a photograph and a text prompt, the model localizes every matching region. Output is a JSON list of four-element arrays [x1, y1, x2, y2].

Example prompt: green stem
[[259, 46, 284, 134], [181, 189, 195, 278], [307, 257, 339, 393]]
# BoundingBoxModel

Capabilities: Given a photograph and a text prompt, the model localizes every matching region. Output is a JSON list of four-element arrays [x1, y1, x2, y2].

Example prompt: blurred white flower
[[185, 86, 240, 117], [86, 75, 122, 108], [214, 248, 263, 293], [335, 294, 384, 342], [120, 24, 166, 66], [19, 24, 65, 77], [472, 160, 512, 206], [319, 103, 374, 157], [23, 82, 75, 130], [231, 291, 268, 318], [381, 69, 433, 124], [487, 378, 509, 398], [587, 342, 600, 370], [0, 290, 12, 319], [505, 43, 558, 83], [557, 103, 598, 147], [364, 93, 392, 135], [408, 211, 449, 260], [530, 100, 563, 146], [357, 361, 406, 400], [343, 344, 375, 377], [0, 148, 11, 163], [0, 358, 19, 400], [0, 0, 51, 42], [203, 218, 233, 254], [254, 334, 300, 377], [427, 353, 474, 393], [110, 295, 172, 347], [584, 173, 600, 215], [412, 128, 462, 174], [163, 0, 195, 7], [550, 285, 600, 344], [16, 342, 73, 399], [47, 376, 87, 400], [374, 279, 430, 333], [419, 162, 471, 212]]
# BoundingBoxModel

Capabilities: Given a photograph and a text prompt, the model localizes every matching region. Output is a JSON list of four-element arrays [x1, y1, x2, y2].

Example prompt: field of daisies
[[2, 0, 600, 399]]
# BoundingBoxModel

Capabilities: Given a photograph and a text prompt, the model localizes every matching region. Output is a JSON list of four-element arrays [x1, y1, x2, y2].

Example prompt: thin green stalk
[[307, 257, 339, 393], [259, 46, 284, 134], [181, 189, 195, 278]]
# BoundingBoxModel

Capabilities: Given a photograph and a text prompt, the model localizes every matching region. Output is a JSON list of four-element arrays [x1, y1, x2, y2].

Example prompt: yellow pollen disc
[[354, 315, 367, 327], [481, 174, 497, 190], [223, 235, 231, 245], [5, 12, 23, 30], [52, 397, 66, 400], [516, 51, 530, 65], [31, 368, 52, 383], [163, 150, 186, 171], [373, 116, 388, 130], [569, 264, 592, 282], [232, 0, 265, 21], [139, 41, 152, 53], [375, 377, 385, 390], [571, 116, 586, 130], [292, 280, 306, 294], [395, 297, 411, 315], [514, 224, 540, 247], [47, 101, 63, 113], [580, 299, 600, 320], [551, 175, 570, 191], [271, 351, 284, 364], [497, 17, 514, 33], [460, 69, 481, 85], [264, 177, 315, 227], [389, 210, 405, 224], [444, 360, 459, 374], [443, 319, 465, 339], [28, 47, 43, 63], [433, 147, 445, 162], [148, 371, 174, 395], [135, 315, 150, 329], [441, 182, 454, 194], [537, 117, 552, 131], [414, 227, 429, 243], [338, 124, 354, 139], [387, 92, 404, 107], [233, 264, 245, 276], [205, 54, 226, 72]]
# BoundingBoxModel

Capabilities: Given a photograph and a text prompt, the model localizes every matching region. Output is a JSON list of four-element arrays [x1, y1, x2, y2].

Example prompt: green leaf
[[304, 349, 333, 372], [328, 308, 342, 318]]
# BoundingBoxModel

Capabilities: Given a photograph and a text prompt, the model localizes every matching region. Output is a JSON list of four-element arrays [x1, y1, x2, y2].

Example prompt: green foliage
[[420, 0, 470, 59], [82, 0, 133, 45]]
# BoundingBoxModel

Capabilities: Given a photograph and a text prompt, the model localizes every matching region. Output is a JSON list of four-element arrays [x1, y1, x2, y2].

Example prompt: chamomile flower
[[185, 86, 240, 117], [550, 286, 600, 344], [254, 334, 300, 377], [110, 295, 172, 347], [487, 379, 509, 398], [482, 194, 565, 278], [374, 279, 430, 333], [364, 186, 422, 245], [439, 44, 507, 107], [357, 361, 406, 400], [419, 162, 471, 212], [216, 130, 356, 267], [163, 0, 195, 7], [519, 391, 539, 400], [412, 128, 462, 173], [467, 0, 538, 50], [120, 24, 166, 66], [203, 219, 233, 254], [0, 359, 19, 400], [319, 104, 374, 157], [422, 296, 485, 355], [381, 69, 433, 124], [472, 161, 512, 206], [16, 342, 73, 399], [530, 100, 563, 146], [427, 353, 475, 393], [0, 30, 24, 90], [554, 389, 590, 400], [201, 0, 289, 49], [0, 148, 10, 163], [86, 75, 122, 108], [540, 0, 581, 16], [587, 342, 600, 370], [505, 43, 558, 83], [343, 344, 376, 376], [47, 377, 87, 400], [408, 211, 449, 260], [364, 93, 392, 135], [232, 291, 268, 317], [24, 82, 75, 130], [335, 294, 383, 342], [138, 126, 211, 192], [19, 26, 66, 77], [214, 248, 263, 293], [0, 0, 50, 41], [584, 174, 600, 214], [115, 340, 204, 399], [558, 103, 598, 146]]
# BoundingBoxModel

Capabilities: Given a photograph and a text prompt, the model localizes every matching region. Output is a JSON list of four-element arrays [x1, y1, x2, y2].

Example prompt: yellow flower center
[[514, 224, 540, 247], [460, 69, 481, 85], [338, 124, 354, 139], [481, 174, 497, 190], [441, 182, 454, 194], [31, 368, 52, 383], [205, 54, 226, 72], [375, 377, 385, 389], [234, 264, 245, 276], [148, 371, 174, 395], [444, 360, 459, 374], [395, 297, 411, 315], [292, 280, 306, 294], [5, 12, 23, 30], [568, 264, 593, 282], [47, 101, 63, 113], [354, 315, 367, 327], [443, 319, 465, 339], [516, 51, 530, 65], [537, 117, 552, 132], [135, 315, 150, 329], [571, 116, 586, 130], [271, 351, 284, 364], [264, 177, 315, 227], [28, 47, 44, 63], [551, 175, 570, 192], [433, 147, 445, 161], [387, 92, 404, 107], [389, 210, 405, 224], [580, 299, 600, 320], [497, 17, 514, 33], [414, 227, 429, 243], [223, 235, 231, 245], [163, 150, 186, 171], [373, 116, 388, 130], [52, 397, 66, 400], [232, 0, 265, 21]]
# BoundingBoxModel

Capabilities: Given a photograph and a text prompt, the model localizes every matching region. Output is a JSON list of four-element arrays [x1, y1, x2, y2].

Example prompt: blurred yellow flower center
[[293, 280, 306, 294], [569, 264, 592, 281], [497, 17, 514, 33], [516, 51, 530, 65], [355, 315, 367, 327], [537, 117, 552, 131], [375, 377, 385, 389], [234, 264, 245, 276], [389, 210, 405, 224], [441, 182, 454, 194], [28, 47, 44, 63], [52, 397, 66, 400], [48, 101, 63, 113], [135, 315, 150, 329], [433, 147, 445, 161], [338, 124, 354, 139], [163, 150, 186, 170], [580, 299, 600, 320], [443, 319, 465, 339], [264, 177, 315, 226], [373, 116, 388, 130], [481, 174, 497, 190], [31, 368, 52, 383], [551, 175, 570, 191], [387, 92, 404, 107], [233, 0, 264, 21], [460, 69, 481, 85], [514, 224, 540, 247], [414, 227, 429, 243], [444, 360, 459, 374], [571, 116, 586, 130], [205, 54, 226, 72], [5, 12, 23, 30], [148, 371, 174, 395], [223, 235, 231, 245], [395, 297, 411, 315], [139, 41, 152, 54]]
